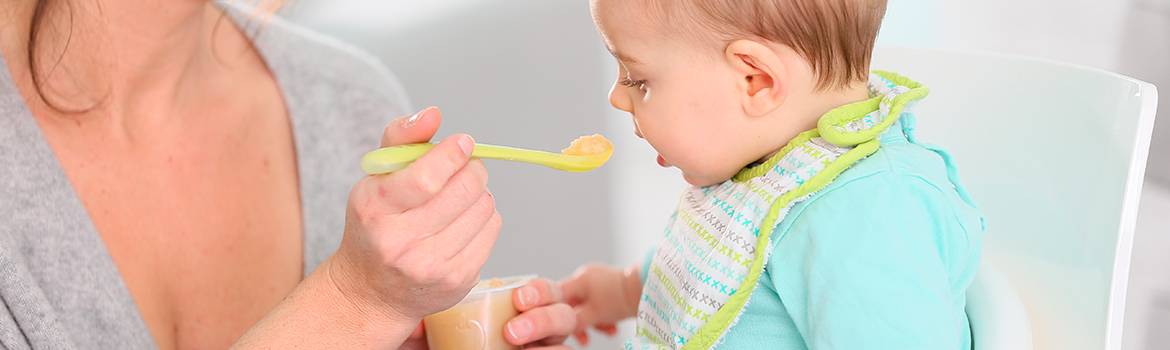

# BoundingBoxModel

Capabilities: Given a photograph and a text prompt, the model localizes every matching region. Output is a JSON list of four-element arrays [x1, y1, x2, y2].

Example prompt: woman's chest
[[37, 105, 305, 349]]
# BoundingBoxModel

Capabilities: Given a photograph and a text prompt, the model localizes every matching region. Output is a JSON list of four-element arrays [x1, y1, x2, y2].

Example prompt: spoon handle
[[361, 143, 435, 174], [470, 144, 565, 163], [361, 143, 576, 174]]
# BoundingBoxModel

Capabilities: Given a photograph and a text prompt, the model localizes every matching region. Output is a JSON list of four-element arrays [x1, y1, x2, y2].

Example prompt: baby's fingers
[[574, 330, 590, 347], [558, 275, 587, 307], [595, 323, 618, 336], [514, 278, 564, 312], [504, 303, 575, 346]]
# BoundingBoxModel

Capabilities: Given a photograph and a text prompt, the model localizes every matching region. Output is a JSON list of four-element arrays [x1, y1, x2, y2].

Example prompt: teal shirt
[[642, 114, 984, 350]]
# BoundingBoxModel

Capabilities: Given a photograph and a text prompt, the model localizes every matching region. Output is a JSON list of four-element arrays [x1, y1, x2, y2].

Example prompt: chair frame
[[872, 46, 1158, 350]]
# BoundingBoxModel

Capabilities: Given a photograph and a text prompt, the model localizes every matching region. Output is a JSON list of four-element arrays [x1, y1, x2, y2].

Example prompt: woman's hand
[[329, 106, 502, 321], [234, 107, 503, 349], [559, 263, 643, 346], [399, 278, 578, 350]]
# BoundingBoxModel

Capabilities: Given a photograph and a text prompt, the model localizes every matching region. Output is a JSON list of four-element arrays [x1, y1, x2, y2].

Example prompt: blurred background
[[276, 0, 1169, 349]]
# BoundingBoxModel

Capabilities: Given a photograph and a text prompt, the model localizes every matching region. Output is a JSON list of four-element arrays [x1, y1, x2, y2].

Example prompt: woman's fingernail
[[404, 113, 422, 128], [517, 285, 537, 307], [458, 135, 475, 156], [506, 318, 533, 341], [405, 107, 432, 128]]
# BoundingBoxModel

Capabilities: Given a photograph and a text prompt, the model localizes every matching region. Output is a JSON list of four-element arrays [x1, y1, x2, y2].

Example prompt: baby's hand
[[503, 278, 577, 349], [559, 263, 643, 346]]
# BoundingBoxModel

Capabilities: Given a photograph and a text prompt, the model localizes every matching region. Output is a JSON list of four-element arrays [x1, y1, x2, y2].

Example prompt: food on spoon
[[561, 134, 614, 156]]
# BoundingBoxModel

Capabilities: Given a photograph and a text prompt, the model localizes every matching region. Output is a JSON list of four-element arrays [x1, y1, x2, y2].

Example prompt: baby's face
[[592, 0, 774, 187]]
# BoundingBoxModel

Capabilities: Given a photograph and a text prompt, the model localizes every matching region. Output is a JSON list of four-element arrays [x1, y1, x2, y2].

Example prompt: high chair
[[871, 46, 1159, 350]]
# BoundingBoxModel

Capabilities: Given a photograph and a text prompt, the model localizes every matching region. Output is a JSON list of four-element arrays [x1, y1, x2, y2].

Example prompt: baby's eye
[[619, 77, 647, 89]]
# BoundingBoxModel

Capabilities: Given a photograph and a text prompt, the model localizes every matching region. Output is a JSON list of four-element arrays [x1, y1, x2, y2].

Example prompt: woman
[[0, 0, 575, 349]]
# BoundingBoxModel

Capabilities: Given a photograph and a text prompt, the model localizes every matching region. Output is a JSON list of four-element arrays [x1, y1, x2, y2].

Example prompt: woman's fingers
[[382, 107, 442, 148], [419, 189, 500, 262], [338, 124, 500, 320], [443, 205, 502, 272], [504, 302, 575, 346], [378, 169, 497, 294], [373, 134, 477, 214], [407, 159, 490, 238]]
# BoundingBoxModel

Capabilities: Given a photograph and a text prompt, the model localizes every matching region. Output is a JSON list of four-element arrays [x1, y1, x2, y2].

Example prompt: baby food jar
[[424, 275, 536, 350]]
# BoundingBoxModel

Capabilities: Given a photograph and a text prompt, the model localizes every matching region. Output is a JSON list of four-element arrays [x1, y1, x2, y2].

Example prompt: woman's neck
[[0, 0, 256, 122]]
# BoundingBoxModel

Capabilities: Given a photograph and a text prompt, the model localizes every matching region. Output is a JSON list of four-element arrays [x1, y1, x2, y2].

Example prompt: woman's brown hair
[[27, 0, 71, 111], [24, 0, 287, 112]]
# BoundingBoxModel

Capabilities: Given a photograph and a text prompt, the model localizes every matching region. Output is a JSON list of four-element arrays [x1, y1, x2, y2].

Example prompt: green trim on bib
[[820, 71, 929, 146], [732, 130, 818, 183]]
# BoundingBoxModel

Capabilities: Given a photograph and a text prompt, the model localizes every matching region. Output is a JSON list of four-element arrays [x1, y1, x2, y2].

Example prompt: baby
[[558, 0, 985, 349]]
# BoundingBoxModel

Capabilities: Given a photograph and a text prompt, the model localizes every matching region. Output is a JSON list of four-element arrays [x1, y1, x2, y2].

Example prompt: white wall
[[1118, 4, 1170, 348], [879, 0, 1129, 70]]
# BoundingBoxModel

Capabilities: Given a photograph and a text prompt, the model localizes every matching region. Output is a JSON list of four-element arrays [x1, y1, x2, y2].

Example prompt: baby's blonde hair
[[649, 0, 888, 91]]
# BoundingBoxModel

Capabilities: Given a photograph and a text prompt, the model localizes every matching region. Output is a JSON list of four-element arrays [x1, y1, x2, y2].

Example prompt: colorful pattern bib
[[625, 72, 929, 350]]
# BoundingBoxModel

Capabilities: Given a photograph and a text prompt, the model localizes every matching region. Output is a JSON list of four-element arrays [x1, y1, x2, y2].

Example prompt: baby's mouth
[[657, 154, 672, 167]]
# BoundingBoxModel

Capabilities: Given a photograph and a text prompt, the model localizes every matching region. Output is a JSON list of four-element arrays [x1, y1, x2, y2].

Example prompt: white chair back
[[871, 46, 1158, 350], [967, 260, 1033, 350]]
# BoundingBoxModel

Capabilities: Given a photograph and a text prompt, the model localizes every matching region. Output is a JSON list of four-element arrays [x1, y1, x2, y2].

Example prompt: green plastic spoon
[[361, 135, 614, 174]]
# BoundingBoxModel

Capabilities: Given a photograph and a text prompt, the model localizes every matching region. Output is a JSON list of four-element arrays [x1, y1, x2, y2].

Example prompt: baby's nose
[[608, 84, 634, 113]]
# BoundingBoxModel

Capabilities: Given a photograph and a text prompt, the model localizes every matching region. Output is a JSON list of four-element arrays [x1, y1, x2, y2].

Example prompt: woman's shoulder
[[222, 3, 413, 119], [267, 20, 408, 110], [220, 4, 415, 269]]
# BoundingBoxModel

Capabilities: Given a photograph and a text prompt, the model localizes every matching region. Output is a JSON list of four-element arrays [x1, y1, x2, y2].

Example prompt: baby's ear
[[725, 40, 788, 117]]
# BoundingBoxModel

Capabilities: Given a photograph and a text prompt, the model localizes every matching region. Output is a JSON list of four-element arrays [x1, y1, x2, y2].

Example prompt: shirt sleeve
[[640, 245, 657, 285], [767, 170, 972, 350]]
